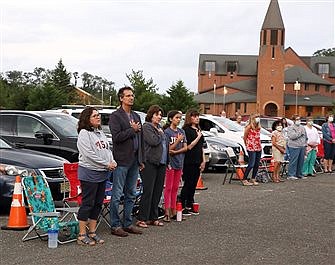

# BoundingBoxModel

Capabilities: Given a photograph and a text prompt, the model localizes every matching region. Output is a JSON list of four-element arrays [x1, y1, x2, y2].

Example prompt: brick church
[[195, 0, 335, 118]]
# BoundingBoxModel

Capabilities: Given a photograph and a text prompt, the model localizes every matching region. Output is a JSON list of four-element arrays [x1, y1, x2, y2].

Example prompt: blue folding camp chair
[[22, 175, 79, 244]]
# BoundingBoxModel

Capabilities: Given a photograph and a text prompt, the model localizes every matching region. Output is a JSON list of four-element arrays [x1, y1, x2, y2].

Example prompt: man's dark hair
[[117, 86, 134, 102]]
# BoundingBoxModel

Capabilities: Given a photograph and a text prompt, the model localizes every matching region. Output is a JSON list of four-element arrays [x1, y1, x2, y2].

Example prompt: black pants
[[138, 162, 166, 221], [180, 164, 200, 208], [77, 180, 106, 221]]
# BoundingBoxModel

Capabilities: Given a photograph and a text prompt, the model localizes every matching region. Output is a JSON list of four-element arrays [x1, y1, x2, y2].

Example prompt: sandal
[[146, 220, 164, 226], [88, 232, 104, 244], [77, 233, 95, 246], [136, 220, 148, 228], [163, 215, 171, 222], [242, 180, 253, 186]]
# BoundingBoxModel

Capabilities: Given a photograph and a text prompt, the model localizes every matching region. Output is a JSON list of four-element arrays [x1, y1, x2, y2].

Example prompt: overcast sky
[[1, 0, 334, 93]]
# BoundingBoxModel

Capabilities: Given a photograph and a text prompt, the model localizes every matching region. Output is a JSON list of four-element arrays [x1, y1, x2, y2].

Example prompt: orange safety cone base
[[1, 207, 30, 230], [196, 176, 208, 190], [1, 175, 30, 231], [236, 168, 244, 180]]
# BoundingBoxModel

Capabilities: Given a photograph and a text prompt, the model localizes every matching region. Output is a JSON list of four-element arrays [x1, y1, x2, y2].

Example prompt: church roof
[[194, 91, 256, 104], [262, 0, 284, 30], [199, 54, 258, 75], [194, 91, 334, 106], [284, 93, 334, 106], [284, 66, 333, 85], [225, 78, 257, 93]]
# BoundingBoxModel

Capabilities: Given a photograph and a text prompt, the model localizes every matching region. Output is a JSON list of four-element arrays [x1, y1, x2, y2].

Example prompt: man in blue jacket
[[109, 86, 145, 237]]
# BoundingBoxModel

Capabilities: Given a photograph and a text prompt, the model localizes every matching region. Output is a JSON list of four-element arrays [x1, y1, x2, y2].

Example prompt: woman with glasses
[[76, 107, 117, 246]]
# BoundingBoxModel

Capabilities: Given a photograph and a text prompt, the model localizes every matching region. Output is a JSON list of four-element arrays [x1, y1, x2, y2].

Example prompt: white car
[[199, 115, 272, 158], [47, 106, 146, 136]]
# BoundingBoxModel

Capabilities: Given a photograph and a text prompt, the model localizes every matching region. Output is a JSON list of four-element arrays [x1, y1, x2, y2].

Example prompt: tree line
[[0, 59, 199, 114]]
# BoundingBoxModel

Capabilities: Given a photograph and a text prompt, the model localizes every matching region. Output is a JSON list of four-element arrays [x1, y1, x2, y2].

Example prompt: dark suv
[[0, 111, 79, 162]]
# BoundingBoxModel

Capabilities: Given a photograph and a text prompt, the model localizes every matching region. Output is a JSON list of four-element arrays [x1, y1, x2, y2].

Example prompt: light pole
[[294, 80, 301, 114], [213, 80, 216, 115], [101, 84, 105, 105], [223, 86, 227, 112]]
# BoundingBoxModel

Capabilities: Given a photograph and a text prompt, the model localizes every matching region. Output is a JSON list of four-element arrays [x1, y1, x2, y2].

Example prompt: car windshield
[[0, 138, 12, 149], [213, 116, 271, 136], [213, 117, 244, 132], [43, 115, 78, 137]]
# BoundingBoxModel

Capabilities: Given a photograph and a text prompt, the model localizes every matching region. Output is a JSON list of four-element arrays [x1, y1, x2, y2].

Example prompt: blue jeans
[[287, 146, 306, 178], [243, 150, 261, 180], [110, 160, 139, 228]]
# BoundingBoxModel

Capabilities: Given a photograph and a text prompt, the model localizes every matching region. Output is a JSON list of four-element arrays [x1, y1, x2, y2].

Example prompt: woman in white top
[[271, 120, 286, 182], [302, 117, 320, 177]]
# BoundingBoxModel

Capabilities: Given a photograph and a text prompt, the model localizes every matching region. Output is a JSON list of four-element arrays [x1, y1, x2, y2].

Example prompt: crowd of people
[[75, 86, 205, 245], [74, 85, 332, 245]]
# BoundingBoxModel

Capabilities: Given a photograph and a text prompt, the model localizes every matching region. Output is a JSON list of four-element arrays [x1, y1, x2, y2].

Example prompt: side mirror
[[35, 131, 54, 144]]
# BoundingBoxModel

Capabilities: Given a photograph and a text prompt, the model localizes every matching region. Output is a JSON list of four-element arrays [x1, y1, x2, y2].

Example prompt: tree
[[160, 80, 199, 114], [3, 71, 32, 109], [50, 59, 77, 103], [313, 47, 335, 56], [81, 72, 117, 106], [26, 82, 68, 110], [126, 69, 160, 112]]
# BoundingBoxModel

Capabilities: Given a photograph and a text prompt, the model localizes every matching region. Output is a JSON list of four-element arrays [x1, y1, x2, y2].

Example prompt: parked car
[[0, 137, 69, 212], [0, 110, 79, 162], [301, 117, 326, 127], [202, 131, 241, 171], [199, 115, 272, 158]]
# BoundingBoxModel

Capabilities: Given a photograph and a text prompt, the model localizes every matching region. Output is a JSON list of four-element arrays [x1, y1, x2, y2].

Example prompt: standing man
[[109, 86, 145, 237]]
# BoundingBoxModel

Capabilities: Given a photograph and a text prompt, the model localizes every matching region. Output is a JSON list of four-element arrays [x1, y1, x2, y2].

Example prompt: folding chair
[[63, 162, 112, 229], [63, 162, 82, 207], [257, 157, 273, 182], [314, 157, 324, 174], [96, 175, 113, 229], [222, 147, 248, 185], [279, 160, 289, 179], [22, 175, 79, 244]]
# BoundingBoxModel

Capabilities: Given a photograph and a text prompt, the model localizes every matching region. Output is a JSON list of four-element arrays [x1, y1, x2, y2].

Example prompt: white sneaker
[[287, 176, 298, 180]]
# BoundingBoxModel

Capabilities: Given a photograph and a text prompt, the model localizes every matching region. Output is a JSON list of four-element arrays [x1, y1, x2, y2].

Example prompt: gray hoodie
[[77, 128, 116, 171]]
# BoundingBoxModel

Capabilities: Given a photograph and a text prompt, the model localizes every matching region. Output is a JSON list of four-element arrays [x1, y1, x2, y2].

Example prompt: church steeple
[[260, 0, 285, 48], [262, 0, 284, 30], [257, 0, 285, 117]]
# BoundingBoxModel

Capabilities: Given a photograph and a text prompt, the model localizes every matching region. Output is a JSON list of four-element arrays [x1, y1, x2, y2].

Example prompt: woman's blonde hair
[[247, 113, 261, 130]]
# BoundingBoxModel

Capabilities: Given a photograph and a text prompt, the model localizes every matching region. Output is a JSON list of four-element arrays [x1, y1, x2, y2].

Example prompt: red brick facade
[[197, 0, 335, 119]]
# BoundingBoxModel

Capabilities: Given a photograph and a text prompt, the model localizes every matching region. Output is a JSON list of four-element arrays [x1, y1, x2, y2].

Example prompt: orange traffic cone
[[1, 176, 29, 230], [196, 175, 208, 190], [236, 168, 244, 180], [238, 150, 245, 165]]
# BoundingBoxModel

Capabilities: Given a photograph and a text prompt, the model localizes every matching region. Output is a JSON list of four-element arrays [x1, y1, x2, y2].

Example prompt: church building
[[195, 0, 335, 118]]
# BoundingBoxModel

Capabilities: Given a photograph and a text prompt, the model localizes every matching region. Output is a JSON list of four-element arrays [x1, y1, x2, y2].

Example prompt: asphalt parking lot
[[0, 172, 334, 265]]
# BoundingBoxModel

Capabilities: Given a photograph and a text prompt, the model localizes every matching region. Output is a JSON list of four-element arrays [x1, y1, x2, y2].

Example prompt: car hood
[[205, 136, 240, 147], [0, 148, 65, 168]]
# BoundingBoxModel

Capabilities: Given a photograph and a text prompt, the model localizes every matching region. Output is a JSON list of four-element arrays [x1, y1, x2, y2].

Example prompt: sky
[[0, 0, 334, 94]]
